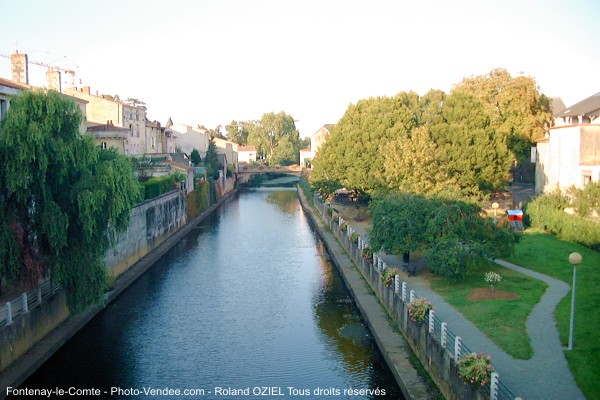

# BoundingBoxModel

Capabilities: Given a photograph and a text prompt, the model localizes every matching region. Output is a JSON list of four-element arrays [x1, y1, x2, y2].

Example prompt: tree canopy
[[246, 112, 301, 165], [452, 68, 552, 164], [369, 193, 516, 279], [0, 90, 142, 311], [312, 89, 513, 197]]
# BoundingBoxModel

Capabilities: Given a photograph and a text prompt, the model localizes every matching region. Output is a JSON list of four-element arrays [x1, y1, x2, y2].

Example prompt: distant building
[[64, 86, 147, 154], [299, 124, 334, 168], [535, 92, 600, 194], [165, 121, 210, 156], [238, 146, 257, 163], [87, 122, 130, 154]]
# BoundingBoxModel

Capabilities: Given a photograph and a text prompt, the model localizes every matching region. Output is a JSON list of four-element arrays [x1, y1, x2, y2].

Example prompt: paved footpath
[[343, 215, 584, 400]]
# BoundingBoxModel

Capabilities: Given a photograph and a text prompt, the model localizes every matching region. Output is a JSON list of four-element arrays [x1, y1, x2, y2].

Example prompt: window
[[0, 99, 7, 119], [582, 171, 592, 186]]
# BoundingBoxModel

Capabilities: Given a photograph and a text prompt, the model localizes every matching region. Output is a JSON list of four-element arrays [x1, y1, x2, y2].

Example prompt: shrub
[[381, 267, 400, 286], [362, 246, 374, 260], [484, 271, 502, 290], [456, 353, 492, 387], [350, 232, 360, 244], [341, 222, 348, 232], [408, 298, 433, 323], [527, 192, 600, 250]]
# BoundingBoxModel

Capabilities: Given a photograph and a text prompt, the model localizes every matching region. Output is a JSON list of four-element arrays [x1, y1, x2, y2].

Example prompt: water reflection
[[21, 188, 402, 399]]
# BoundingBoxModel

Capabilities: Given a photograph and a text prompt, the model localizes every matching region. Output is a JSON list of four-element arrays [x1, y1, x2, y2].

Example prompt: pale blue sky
[[1, 0, 599, 137]]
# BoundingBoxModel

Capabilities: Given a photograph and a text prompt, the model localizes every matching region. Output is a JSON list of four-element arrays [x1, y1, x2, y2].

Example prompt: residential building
[[299, 124, 334, 168], [165, 121, 210, 156], [64, 86, 147, 154], [87, 122, 129, 154], [535, 92, 600, 194], [238, 146, 257, 163]]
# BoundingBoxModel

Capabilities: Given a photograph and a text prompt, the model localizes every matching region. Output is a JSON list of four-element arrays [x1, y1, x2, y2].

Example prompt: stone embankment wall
[[0, 190, 186, 374], [104, 190, 186, 281]]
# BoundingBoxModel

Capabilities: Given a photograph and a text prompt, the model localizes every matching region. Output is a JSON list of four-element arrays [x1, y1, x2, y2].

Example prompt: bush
[[350, 232, 360, 244], [527, 192, 600, 250], [362, 246, 374, 260], [407, 298, 433, 323], [456, 353, 492, 387], [381, 267, 400, 286], [142, 175, 175, 200]]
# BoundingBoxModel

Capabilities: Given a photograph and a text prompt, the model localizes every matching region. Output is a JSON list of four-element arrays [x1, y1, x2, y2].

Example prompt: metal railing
[[311, 192, 519, 400], [0, 280, 61, 327]]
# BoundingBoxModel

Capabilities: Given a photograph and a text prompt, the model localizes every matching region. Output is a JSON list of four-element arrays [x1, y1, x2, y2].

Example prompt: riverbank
[[297, 188, 437, 400], [0, 188, 238, 400]]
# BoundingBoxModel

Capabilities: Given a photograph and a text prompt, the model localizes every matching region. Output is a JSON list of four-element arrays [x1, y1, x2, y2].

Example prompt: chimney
[[11, 52, 29, 84], [83, 86, 90, 94], [46, 68, 62, 92]]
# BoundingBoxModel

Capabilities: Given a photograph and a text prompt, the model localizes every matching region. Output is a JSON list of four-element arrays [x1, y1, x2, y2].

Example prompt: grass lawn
[[505, 228, 600, 400], [428, 263, 547, 360]]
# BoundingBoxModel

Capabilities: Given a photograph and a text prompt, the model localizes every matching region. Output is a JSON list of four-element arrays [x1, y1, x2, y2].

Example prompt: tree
[[452, 68, 552, 164], [225, 120, 249, 145], [312, 92, 421, 194], [190, 148, 202, 166], [0, 90, 142, 311], [125, 98, 146, 108], [203, 137, 220, 180], [246, 112, 301, 164], [369, 193, 516, 279]]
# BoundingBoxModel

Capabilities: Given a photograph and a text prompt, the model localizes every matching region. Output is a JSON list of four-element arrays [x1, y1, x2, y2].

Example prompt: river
[[21, 188, 403, 399]]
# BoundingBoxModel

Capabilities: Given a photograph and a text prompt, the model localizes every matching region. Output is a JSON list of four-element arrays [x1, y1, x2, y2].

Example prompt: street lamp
[[492, 202, 499, 224], [567, 252, 582, 350]]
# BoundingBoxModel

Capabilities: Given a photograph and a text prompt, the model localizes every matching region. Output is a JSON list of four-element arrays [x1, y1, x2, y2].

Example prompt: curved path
[[340, 210, 584, 399]]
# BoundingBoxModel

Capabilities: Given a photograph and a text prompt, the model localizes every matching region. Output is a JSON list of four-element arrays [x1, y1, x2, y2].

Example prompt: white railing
[[0, 280, 61, 327]]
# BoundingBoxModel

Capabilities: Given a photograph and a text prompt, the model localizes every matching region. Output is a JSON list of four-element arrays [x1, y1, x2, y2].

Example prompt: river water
[[21, 188, 403, 399]]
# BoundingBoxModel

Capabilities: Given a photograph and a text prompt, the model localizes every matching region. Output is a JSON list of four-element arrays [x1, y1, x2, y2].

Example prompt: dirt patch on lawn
[[468, 288, 519, 301]]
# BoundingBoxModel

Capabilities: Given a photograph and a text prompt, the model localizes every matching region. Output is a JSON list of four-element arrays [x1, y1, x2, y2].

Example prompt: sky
[[1, 0, 599, 138]]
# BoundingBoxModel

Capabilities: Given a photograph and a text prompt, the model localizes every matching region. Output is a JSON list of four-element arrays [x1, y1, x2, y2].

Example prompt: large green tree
[[246, 112, 301, 164], [0, 90, 142, 311], [225, 120, 249, 146], [452, 68, 552, 164], [312, 92, 421, 194], [383, 91, 512, 197], [369, 193, 516, 279]]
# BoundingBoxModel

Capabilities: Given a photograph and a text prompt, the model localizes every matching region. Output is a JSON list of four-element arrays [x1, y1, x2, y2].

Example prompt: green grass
[[429, 263, 547, 359], [505, 228, 600, 400]]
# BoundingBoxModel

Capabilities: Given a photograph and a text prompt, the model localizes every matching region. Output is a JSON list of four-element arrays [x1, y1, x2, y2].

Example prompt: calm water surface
[[22, 188, 403, 399]]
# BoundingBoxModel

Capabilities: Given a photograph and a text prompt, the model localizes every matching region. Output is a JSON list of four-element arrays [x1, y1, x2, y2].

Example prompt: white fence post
[[428, 309, 435, 333], [409, 290, 415, 303], [22, 293, 28, 314], [402, 282, 407, 301], [6, 302, 12, 325], [441, 322, 448, 347], [490, 372, 499, 400], [454, 336, 461, 360], [394, 276, 400, 294]]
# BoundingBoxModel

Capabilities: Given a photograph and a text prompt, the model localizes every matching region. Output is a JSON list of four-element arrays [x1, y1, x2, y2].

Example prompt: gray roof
[[557, 92, 600, 117], [549, 97, 566, 116]]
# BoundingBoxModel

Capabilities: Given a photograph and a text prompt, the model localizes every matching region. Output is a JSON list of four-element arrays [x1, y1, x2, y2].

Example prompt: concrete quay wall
[[0, 188, 237, 399]]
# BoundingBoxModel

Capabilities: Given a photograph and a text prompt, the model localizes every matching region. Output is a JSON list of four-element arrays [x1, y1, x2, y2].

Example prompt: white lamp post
[[567, 252, 582, 350], [492, 202, 499, 224]]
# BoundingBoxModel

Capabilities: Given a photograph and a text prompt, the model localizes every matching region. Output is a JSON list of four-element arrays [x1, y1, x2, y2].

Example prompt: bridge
[[237, 164, 302, 176]]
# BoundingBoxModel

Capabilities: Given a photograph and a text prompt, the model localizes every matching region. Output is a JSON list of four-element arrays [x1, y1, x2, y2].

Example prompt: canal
[[21, 188, 403, 399]]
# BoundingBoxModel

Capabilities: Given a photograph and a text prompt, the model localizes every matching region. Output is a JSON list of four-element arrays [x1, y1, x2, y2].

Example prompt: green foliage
[[190, 148, 201, 165], [350, 232, 360, 244], [312, 90, 513, 197], [370, 193, 517, 279], [456, 353, 492, 386], [203, 138, 221, 180], [526, 190, 600, 250], [246, 112, 301, 165], [453, 68, 552, 164], [311, 179, 342, 201], [142, 173, 181, 200], [361, 246, 374, 260], [225, 120, 250, 145], [0, 90, 141, 311], [381, 267, 400, 286], [567, 181, 600, 218]]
